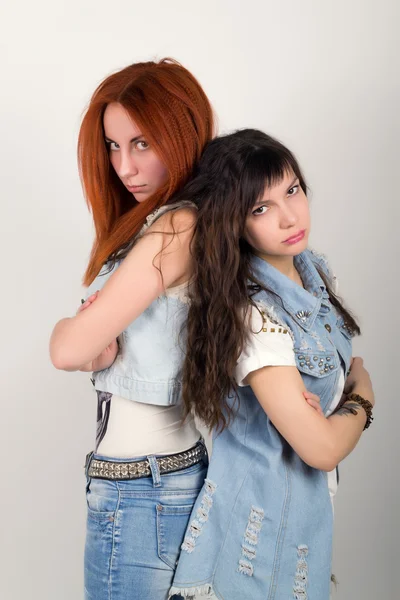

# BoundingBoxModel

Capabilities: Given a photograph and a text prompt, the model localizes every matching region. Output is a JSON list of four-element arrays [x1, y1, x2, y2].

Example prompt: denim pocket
[[156, 502, 195, 569], [86, 479, 119, 526], [294, 349, 339, 378]]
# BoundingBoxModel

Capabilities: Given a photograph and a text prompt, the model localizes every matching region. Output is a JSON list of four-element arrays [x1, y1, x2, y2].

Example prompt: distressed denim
[[170, 250, 353, 600], [84, 453, 207, 600]]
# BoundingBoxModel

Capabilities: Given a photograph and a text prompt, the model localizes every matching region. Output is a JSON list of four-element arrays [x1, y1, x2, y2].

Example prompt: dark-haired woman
[[169, 129, 375, 599]]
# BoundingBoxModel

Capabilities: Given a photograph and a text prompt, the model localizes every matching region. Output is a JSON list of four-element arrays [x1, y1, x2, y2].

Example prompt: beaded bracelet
[[343, 393, 374, 430]]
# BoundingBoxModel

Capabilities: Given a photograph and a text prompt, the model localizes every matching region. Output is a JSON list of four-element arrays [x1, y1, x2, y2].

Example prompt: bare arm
[[247, 358, 374, 471], [49, 208, 195, 371], [72, 292, 119, 373], [78, 340, 119, 373]]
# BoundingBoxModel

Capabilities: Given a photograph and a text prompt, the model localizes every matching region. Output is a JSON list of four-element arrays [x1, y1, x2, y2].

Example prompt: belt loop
[[198, 436, 208, 461], [147, 455, 161, 487], [84, 451, 94, 492]]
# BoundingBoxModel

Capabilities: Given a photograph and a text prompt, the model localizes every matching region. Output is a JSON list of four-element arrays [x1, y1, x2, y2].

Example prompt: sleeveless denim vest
[[85, 201, 194, 406], [170, 249, 354, 600]]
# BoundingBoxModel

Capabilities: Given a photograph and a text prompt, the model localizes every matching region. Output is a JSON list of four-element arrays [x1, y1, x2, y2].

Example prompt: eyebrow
[[104, 135, 145, 144], [253, 176, 299, 206]]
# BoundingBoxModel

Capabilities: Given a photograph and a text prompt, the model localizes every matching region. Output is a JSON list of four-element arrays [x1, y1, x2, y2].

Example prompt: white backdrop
[[1, 1, 398, 598]]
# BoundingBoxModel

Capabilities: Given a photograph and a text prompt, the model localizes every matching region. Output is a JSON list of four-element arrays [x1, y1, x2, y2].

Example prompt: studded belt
[[86, 439, 206, 481]]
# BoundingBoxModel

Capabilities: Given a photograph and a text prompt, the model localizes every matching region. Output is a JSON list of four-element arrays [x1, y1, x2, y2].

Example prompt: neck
[[255, 251, 302, 285]]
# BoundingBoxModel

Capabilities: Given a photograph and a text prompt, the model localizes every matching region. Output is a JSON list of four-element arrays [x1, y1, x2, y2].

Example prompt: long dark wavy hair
[[175, 129, 360, 432]]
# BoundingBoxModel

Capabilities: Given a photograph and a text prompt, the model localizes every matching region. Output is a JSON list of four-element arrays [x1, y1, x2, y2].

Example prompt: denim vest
[[170, 250, 353, 600], [85, 202, 194, 406]]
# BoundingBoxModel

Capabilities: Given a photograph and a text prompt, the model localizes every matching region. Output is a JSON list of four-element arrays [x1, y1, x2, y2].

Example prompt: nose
[[117, 149, 139, 180], [279, 204, 297, 229]]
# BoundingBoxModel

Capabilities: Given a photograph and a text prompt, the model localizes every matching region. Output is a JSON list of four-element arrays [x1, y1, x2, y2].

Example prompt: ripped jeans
[[84, 453, 207, 600]]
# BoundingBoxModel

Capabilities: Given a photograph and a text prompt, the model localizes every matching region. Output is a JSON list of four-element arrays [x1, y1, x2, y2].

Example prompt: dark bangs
[[238, 135, 308, 219]]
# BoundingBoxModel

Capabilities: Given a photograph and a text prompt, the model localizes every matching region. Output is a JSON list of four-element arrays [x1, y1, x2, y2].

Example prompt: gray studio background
[[1, 1, 398, 598]]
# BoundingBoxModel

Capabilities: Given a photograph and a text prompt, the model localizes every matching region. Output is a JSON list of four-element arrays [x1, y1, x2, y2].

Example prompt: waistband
[[85, 438, 207, 481]]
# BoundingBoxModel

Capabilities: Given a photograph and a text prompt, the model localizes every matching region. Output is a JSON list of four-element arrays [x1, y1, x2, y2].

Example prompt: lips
[[126, 184, 146, 193], [282, 230, 306, 245]]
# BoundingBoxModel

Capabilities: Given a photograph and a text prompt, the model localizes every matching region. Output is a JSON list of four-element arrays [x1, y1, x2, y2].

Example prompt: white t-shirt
[[235, 304, 344, 504]]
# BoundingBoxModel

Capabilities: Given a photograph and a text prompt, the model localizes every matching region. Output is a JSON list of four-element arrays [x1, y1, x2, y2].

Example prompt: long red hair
[[78, 58, 215, 285]]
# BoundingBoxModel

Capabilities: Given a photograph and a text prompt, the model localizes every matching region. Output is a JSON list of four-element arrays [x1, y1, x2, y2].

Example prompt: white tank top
[[96, 281, 200, 458], [97, 397, 200, 458]]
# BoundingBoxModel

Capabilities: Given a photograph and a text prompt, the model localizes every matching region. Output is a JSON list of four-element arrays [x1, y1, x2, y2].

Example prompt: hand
[[344, 357, 375, 407], [77, 291, 99, 314], [77, 291, 119, 372], [303, 391, 325, 417]]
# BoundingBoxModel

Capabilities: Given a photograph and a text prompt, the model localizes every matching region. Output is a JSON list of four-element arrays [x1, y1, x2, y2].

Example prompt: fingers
[[303, 391, 324, 416], [303, 391, 320, 403], [350, 356, 363, 369], [77, 300, 91, 313], [306, 399, 324, 416], [76, 291, 99, 314]]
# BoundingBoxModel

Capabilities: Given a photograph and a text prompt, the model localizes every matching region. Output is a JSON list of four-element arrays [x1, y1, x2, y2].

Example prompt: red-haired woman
[[49, 58, 214, 600]]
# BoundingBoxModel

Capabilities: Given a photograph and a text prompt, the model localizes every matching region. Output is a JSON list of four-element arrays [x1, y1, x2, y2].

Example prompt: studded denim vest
[[170, 249, 354, 600], [85, 201, 194, 406]]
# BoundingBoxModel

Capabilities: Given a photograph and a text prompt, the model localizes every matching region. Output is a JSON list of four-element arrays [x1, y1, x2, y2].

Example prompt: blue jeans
[[84, 452, 207, 599]]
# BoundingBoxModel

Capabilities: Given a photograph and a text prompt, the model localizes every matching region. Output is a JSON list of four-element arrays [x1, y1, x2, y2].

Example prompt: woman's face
[[244, 170, 310, 258], [103, 102, 168, 202]]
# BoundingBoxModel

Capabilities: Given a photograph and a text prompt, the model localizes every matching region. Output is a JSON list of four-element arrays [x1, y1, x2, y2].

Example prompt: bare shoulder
[[147, 205, 197, 236], [119, 205, 196, 289]]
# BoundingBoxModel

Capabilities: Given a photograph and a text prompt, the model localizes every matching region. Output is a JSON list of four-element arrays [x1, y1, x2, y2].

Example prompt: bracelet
[[344, 393, 374, 430]]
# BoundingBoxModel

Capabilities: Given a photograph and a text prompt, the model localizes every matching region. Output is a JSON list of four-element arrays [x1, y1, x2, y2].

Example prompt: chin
[[283, 237, 309, 256], [132, 194, 150, 203], [295, 240, 308, 254]]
